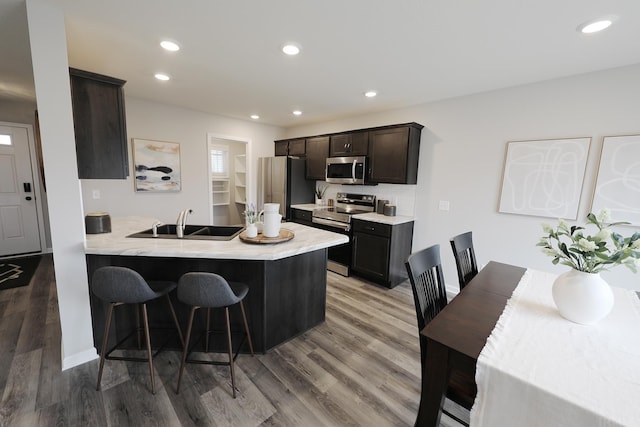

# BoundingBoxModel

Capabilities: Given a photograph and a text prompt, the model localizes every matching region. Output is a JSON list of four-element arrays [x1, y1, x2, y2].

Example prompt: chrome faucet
[[176, 208, 192, 238], [152, 221, 162, 237]]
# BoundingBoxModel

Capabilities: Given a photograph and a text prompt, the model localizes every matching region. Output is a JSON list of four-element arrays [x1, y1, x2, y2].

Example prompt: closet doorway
[[207, 134, 249, 226]]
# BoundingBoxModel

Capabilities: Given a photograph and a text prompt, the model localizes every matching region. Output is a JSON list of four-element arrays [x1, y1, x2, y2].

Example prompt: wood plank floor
[[0, 255, 468, 426]]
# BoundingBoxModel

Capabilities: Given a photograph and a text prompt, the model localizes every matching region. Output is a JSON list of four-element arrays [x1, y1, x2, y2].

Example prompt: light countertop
[[85, 216, 348, 261], [351, 212, 414, 225], [290, 204, 318, 211]]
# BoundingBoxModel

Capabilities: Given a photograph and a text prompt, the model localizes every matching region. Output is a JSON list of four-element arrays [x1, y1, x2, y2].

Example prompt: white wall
[[285, 64, 640, 291], [81, 97, 282, 225]]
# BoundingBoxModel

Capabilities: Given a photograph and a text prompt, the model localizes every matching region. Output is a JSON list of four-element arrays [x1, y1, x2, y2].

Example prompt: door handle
[[23, 182, 32, 193], [26, 196, 32, 201]]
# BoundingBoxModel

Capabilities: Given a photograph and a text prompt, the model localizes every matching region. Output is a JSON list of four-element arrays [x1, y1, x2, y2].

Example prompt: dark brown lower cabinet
[[351, 219, 414, 288]]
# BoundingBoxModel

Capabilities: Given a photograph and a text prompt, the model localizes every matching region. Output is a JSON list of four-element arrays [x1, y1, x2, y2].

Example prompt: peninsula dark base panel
[[86, 249, 328, 354]]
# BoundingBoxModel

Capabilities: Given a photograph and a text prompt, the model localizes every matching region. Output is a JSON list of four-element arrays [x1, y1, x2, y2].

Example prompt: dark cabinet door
[[274, 138, 305, 156], [351, 219, 414, 288], [305, 136, 329, 180], [368, 127, 409, 184], [329, 131, 368, 156], [69, 68, 128, 179], [288, 139, 306, 156], [275, 141, 288, 156], [368, 124, 422, 184], [352, 232, 390, 281]]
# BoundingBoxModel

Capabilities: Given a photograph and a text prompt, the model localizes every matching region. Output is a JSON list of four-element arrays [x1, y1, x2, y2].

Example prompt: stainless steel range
[[311, 193, 376, 276]]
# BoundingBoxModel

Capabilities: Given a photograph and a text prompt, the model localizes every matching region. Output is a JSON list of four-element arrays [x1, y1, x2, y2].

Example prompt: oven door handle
[[312, 217, 351, 232]]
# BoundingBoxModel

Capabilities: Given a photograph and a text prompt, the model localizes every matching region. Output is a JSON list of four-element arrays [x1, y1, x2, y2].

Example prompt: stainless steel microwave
[[326, 156, 366, 184]]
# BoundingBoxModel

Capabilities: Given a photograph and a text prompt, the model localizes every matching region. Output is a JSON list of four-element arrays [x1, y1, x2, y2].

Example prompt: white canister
[[262, 212, 282, 237], [263, 203, 280, 213]]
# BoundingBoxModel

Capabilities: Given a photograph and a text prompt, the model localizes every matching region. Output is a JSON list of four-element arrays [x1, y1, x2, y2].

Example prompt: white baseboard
[[62, 346, 98, 371]]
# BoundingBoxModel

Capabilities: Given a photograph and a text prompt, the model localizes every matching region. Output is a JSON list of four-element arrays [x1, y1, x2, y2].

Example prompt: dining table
[[417, 261, 640, 427], [416, 261, 525, 426]]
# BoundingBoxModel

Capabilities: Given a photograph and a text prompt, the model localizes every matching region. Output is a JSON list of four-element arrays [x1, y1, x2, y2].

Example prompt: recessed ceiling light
[[577, 18, 613, 34], [282, 44, 301, 56], [250, 114, 260, 120], [160, 40, 180, 51], [292, 110, 302, 116], [154, 73, 170, 81], [364, 91, 377, 98]]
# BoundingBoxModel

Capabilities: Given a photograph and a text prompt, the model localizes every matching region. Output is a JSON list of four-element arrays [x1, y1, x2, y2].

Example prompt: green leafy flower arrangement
[[244, 203, 258, 224], [538, 209, 640, 273], [315, 185, 327, 199]]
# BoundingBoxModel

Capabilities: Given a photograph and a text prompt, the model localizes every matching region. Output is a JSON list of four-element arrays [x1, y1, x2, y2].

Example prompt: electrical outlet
[[438, 200, 450, 211], [92, 190, 101, 199]]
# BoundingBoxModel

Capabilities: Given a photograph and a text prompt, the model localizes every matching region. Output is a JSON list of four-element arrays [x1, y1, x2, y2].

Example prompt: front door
[[0, 124, 41, 256]]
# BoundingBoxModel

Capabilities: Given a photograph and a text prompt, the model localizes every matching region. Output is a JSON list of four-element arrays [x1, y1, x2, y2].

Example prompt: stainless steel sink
[[127, 224, 244, 240]]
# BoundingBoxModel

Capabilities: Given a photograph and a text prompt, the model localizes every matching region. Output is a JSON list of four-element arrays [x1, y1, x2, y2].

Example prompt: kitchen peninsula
[[85, 217, 348, 353]]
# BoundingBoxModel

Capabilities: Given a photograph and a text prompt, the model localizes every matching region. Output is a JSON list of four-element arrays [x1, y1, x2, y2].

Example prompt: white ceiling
[[3, 0, 640, 128]]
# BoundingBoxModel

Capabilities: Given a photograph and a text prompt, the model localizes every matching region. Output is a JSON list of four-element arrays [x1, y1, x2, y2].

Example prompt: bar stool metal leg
[[176, 306, 198, 394], [239, 301, 254, 355], [224, 307, 236, 398], [166, 294, 185, 348], [141, 303, 155, 394], [96, 303, 116, 391]]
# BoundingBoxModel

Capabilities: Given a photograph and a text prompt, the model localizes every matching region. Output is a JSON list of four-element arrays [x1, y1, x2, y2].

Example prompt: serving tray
[[239, 228, 294, 244]]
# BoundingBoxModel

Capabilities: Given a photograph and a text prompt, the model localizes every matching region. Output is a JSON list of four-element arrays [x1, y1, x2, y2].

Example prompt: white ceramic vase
[[245, 223, 258, 238], [552, 269, 614, 325]]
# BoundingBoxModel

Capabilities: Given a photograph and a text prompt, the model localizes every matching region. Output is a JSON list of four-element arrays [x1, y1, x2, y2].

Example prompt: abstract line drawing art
[[591, 135, 640, 226], [499, 137, 591, 219], [133, 139, 181, 192]]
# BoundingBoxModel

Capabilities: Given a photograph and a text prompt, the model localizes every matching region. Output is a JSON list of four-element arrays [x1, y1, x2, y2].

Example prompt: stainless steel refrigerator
[[257, 157, 315, 220]]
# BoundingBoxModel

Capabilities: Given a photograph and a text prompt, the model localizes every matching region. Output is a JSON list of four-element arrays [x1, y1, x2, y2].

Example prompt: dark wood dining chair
[[405, 244, 475, 426], [450, 231, 478, 291]]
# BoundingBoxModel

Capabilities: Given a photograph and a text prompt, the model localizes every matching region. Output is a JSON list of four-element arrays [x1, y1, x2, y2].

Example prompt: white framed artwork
[[591, 135, 640, 226], [498, 137, 591, 219], [132, 138, 181, 192]]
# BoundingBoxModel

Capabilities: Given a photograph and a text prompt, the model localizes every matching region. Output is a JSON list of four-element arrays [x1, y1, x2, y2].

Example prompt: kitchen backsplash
[[316, 182, 416, 217]]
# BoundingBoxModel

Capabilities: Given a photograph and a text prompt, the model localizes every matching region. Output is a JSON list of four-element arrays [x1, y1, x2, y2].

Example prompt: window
[[209, 145, 229, 177], [0, 134, 12, 146]]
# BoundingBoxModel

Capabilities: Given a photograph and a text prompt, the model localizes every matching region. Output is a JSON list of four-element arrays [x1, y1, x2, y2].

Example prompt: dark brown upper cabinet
[[274, 138, 305, 156], [275, 140, 289, 156], [368, 123, 423, 184], [69, 68, 128, 179], [274, 122, 423, 184], [305, 136, 329, 180], [329, 131, 369, 157]]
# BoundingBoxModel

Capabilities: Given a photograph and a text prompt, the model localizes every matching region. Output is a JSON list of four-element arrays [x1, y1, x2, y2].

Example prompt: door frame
[[206, 133, 251, 225], [0, 121, 48, 256]]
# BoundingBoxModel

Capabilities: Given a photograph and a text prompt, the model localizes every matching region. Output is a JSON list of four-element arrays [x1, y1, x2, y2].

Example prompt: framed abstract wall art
[[132, 138, 181, 192], [591, 135, 640, 226], [498, 137, 591, 219]]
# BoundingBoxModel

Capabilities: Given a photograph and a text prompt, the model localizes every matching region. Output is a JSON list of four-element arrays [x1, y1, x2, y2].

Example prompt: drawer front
[[292, 208, 312, 224], [352, 219, 391, 238]]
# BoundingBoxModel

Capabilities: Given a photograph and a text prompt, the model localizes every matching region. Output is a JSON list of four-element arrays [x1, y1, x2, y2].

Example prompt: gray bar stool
[[91, 266, 185, 394], [176, 272, 254, 398]]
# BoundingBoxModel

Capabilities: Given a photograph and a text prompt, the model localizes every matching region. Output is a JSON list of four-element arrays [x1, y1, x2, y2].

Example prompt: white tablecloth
[[470, 269, 640, 427]]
